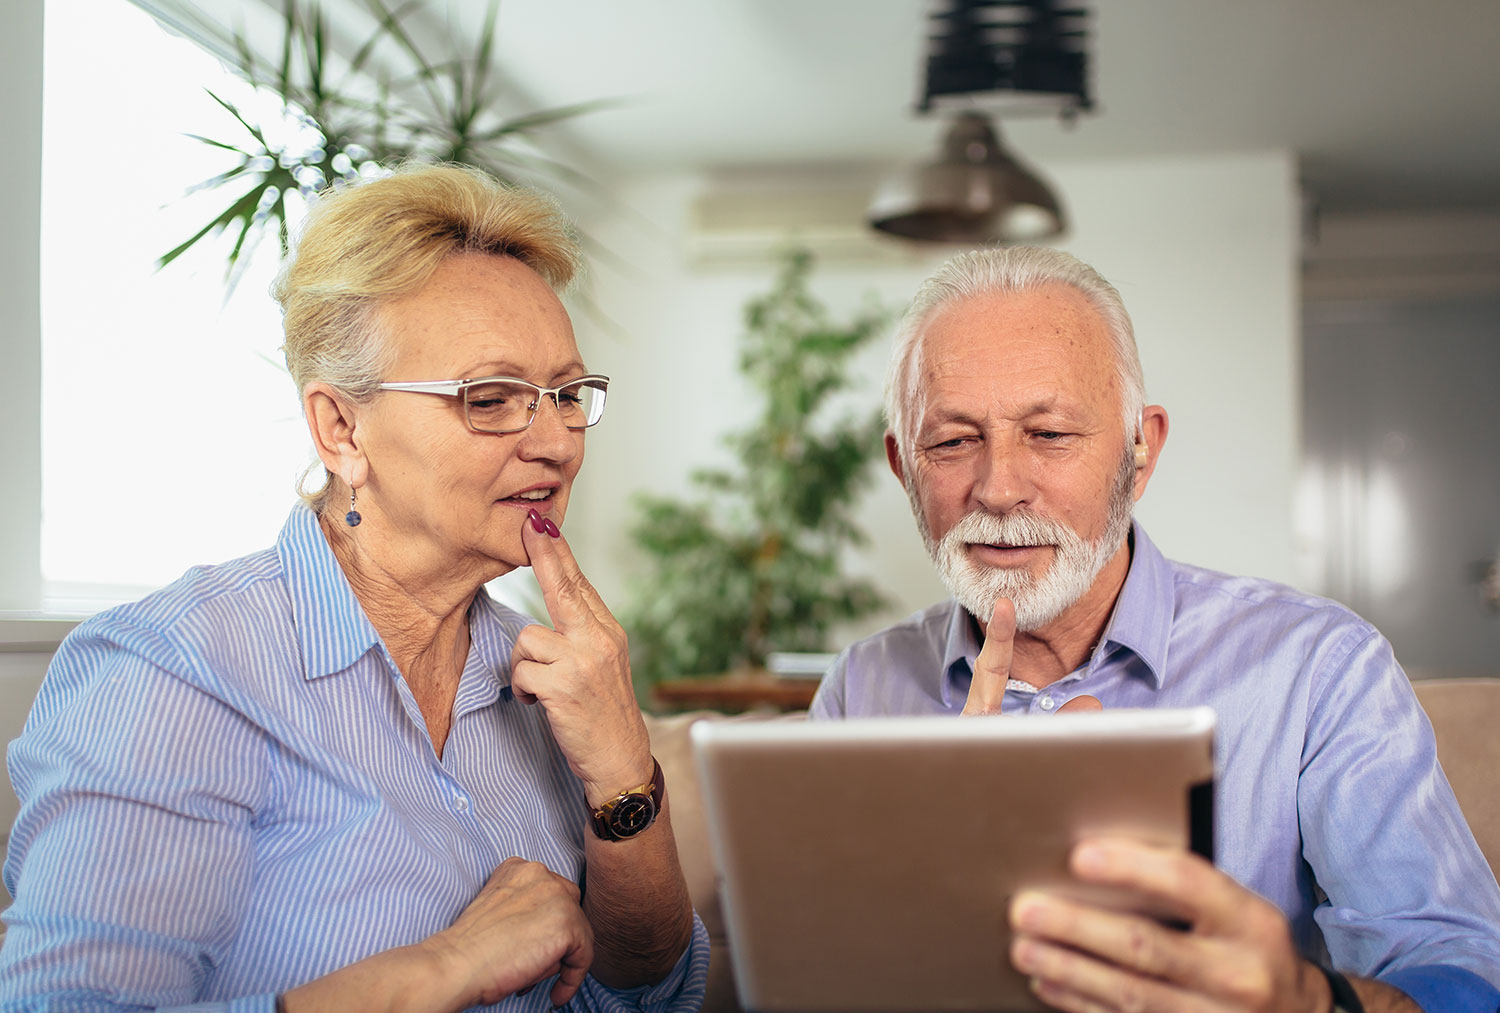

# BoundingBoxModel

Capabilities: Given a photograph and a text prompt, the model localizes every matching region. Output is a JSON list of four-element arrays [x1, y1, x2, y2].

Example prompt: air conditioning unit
[[686, 179, 932, 267], [1302, 209, 1500, 302]]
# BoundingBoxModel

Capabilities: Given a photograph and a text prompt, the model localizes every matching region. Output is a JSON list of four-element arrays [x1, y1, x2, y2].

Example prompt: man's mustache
[[944, 509, 1079, 552]]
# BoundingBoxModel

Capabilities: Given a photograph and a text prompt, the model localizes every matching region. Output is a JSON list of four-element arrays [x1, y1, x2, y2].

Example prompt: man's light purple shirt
[[812, 523, 1500, 1012]]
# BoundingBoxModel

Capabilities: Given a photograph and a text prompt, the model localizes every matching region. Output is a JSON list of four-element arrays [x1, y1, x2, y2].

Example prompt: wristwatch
[[1320, 966, 1365, 1013], [589, 758, 665, 841]]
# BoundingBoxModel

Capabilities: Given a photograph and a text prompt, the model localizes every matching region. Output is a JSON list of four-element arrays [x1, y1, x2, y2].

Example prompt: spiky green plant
[[625, 250, 892, 687], [162, 0, 613, 278]]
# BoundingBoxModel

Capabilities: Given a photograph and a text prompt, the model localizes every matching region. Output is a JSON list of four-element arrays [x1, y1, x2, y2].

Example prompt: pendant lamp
[[868, 111, 1065, 243], [869, 0, 1091, 245]]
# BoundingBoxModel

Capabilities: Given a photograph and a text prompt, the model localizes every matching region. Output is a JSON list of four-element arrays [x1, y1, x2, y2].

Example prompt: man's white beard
[[913, 454, 1136, 632]]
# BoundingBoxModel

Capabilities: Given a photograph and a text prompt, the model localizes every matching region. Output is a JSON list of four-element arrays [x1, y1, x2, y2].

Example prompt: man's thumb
[[1058, 694, 1103, 713]]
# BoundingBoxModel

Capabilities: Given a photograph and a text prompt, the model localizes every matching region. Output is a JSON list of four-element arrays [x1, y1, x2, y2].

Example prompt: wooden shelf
[[651, 673, 819, 713]]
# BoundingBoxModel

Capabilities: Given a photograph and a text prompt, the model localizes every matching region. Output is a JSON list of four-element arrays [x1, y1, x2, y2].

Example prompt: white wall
[[0, 0, 44, 611], [566, 151, 1301, 643], [0, 0, 47, 908]]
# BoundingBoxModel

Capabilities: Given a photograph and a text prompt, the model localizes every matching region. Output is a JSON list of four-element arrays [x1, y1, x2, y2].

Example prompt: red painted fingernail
[[542, 518, 560, 538], [527, 508, 546, 534]]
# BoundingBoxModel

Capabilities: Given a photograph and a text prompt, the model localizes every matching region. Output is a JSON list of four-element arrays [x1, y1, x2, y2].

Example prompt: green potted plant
[[162, 0, 611, 279], [624, 250, 892, 695]]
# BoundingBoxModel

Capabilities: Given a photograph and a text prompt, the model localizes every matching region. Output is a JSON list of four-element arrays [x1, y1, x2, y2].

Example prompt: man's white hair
[[884, 247, 1145, 464]]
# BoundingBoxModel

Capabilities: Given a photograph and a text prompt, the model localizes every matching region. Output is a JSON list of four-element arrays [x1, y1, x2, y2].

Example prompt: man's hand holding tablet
[[1007, 838, 1349, 1012], [968, 598, 1416, 1012]]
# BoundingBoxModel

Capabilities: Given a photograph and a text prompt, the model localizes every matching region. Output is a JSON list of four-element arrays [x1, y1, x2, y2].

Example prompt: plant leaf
[[157, 181, 271, 268], [474, 97, 629, 139], [185, 130, 252, 154], [204, 89, 271, 148]]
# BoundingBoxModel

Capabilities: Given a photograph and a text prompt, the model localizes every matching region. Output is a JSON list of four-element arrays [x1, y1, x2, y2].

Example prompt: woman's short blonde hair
[[274, 161, 581, 509]]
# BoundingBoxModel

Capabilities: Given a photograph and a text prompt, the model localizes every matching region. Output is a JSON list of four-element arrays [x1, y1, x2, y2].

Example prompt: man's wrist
[[1319, 964, 1366, 1013]]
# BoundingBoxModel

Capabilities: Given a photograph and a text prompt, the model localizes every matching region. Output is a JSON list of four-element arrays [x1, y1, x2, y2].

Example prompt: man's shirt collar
[[1093, 521, 1171, 689], [938, 598, 984, 708]]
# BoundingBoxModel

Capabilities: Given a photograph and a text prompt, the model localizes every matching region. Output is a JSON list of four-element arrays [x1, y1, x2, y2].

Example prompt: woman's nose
[[516, 395, 581, 462]]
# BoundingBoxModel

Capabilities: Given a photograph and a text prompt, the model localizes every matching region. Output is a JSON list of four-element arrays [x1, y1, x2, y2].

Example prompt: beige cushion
[[647, 708, 804, 1012], [1413, 678, 1500, 878]]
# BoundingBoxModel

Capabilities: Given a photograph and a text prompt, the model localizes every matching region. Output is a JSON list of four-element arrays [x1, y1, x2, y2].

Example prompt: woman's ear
[[304, 383, 368, 489]]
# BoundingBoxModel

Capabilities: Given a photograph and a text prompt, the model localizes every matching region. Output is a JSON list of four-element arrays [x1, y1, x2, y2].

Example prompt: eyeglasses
[[375, 374, 610, 434]]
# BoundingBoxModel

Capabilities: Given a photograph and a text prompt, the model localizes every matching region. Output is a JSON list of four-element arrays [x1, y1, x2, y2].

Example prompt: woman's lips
[[499, 488, 557, 509]]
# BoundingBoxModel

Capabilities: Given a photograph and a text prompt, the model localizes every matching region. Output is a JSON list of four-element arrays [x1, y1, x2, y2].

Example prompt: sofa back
[[645, 708, 804, 1013], [1411, 678, 1500, 878]]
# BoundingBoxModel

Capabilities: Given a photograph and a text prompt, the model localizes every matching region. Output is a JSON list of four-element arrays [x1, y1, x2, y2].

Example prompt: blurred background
[[2, 0, 1498, 684]]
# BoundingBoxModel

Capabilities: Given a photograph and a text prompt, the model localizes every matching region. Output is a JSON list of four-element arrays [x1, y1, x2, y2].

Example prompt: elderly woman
[[0, 164, 707, 1010]]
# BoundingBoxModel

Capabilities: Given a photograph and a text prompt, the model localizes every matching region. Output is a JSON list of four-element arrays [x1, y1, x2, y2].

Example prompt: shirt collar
[[1093, 520, 1171, 688], [935, 519, 1173, 700], [465, 591, 519, 693], [938, 599, 983, 709], [277, 504, 381, 680], [276, 505, 534, 696]]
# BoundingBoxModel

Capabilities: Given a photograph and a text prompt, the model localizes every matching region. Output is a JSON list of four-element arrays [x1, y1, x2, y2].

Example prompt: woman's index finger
[[521, 518, 609, 630]]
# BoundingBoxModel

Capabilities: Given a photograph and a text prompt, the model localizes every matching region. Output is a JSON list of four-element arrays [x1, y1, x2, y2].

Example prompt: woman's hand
[[425, 857, 594, 1009], [507, 513, 696, 992], [510, 511, 654, 806], [281, 857, 593, 1012]]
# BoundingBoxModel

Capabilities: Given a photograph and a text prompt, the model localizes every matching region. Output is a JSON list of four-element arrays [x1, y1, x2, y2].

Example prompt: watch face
[[608, 794, 657, 837]]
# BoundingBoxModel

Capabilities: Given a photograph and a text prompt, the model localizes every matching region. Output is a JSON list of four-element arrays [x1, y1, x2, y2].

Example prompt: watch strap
[[1320, 965, 1365, 1013]]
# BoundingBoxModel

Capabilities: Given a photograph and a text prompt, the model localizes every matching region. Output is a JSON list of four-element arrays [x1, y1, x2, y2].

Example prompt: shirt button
[[1039, 696, 1056, 711], [453, 795, 470, 813]]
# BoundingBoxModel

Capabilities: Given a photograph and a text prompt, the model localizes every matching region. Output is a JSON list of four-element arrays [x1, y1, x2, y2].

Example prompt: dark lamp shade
[[868, 112, 1066, 244]]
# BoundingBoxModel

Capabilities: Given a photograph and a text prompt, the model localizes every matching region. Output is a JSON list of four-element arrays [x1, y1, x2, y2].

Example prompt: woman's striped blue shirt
[[0, 505, 708, 1011]]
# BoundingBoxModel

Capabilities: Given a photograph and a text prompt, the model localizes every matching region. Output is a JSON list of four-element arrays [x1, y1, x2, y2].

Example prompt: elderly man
[[810, 247, 1500, 1013]]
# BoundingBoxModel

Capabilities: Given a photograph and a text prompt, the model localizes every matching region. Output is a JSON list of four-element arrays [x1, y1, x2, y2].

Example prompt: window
[[40, 0, 545, 617], [41, 0, 305, 607]]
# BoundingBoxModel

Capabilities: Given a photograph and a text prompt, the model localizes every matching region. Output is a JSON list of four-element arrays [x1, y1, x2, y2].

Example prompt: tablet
[[692, 707, 1216, 1012]]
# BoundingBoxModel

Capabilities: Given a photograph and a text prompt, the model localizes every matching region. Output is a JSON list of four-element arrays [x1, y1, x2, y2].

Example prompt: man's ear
[[304, 382, 368, 489], [1132, 404, 1169, 501], [885, 431, 907, 485]]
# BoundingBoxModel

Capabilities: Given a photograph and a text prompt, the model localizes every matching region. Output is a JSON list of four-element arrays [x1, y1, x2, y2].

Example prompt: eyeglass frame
[[374, 373, 611, 435]]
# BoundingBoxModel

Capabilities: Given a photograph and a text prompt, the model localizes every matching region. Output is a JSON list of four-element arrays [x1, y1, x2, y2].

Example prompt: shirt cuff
[[582, 912, 711, 1012], [1380, 965, 1500, 1013], [168, 996, 278, 1012]]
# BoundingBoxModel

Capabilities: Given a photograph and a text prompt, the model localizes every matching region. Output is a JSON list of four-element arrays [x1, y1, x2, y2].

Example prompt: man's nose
[[973, 438, 1034, 515]]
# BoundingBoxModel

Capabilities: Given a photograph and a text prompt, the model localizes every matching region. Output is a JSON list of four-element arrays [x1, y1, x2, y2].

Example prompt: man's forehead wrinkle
[[910, 286, 1128, 439]]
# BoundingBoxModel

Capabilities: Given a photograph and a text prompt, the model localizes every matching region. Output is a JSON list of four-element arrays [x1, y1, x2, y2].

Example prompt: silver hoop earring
[[345, 488, 362, 528]]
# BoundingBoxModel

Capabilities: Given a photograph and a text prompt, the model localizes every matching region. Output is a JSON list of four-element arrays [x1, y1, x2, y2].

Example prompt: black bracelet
[[1320, 965, 1365, 1013]]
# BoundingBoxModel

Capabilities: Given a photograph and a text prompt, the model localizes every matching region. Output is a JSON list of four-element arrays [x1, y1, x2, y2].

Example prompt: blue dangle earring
[[345, 487, 362, 527]]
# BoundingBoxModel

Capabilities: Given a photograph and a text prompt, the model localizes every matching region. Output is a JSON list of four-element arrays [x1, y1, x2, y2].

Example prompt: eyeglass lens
[[463, 378, 607, 433]]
